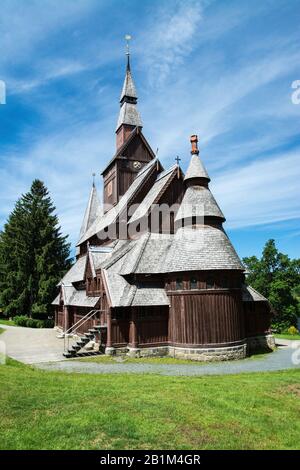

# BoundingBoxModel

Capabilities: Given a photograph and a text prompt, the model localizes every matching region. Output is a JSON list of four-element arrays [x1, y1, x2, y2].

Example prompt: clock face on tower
[[133, 161, 142, 170]]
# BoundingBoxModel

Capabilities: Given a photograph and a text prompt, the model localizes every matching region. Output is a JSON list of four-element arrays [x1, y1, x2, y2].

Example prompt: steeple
[[116, 36, 142, 150], [78, 180, 102, 241], [175, 135, 225, 227], [184, 135, 210, 184]]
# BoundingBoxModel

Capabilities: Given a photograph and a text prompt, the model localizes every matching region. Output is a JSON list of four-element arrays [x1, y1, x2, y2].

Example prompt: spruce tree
[[0, 180, 71, 318], [243, 239, 300, 331]]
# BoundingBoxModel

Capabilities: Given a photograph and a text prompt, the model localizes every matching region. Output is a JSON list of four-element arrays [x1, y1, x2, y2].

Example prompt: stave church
[[53, 48, 275, 361]]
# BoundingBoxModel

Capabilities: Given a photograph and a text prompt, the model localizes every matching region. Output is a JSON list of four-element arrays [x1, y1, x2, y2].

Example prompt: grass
[[275, 334, 300, 341], [0, 358, 299, 450], [0, 328, 4, 335], [0, 319, 15, 326]]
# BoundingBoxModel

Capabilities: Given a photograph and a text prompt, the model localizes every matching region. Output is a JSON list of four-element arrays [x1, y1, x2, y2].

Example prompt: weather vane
[[125, 34, 132, 56], [92, 172, 96, 186]]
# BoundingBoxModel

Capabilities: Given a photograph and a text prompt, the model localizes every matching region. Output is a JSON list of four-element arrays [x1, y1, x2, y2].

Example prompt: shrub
[[14, 315, 28, 327], [287, 325, 299, 336], [43, 319, 54, 328], [13, 316, 54, 328]]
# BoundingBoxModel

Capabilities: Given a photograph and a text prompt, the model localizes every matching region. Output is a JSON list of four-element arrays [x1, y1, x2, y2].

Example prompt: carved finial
[[92, 173, 96, 187], [175, 156, 181, 165], [190, 135, 199, 155]]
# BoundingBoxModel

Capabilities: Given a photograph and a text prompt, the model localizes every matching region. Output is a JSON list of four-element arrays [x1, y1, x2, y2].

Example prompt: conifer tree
[[0, 180, 71, 318], [243, 239, 300, 331]]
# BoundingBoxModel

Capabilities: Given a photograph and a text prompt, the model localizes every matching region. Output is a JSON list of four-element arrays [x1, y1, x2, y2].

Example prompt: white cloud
[[139, 0, 204, 86], [212, 151, 300, 229]]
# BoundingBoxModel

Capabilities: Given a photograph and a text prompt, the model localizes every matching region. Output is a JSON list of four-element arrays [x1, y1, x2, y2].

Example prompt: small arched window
[[206, 277, 214, 289], [176, 279, 183, 290], [190, 278, 198, 290]]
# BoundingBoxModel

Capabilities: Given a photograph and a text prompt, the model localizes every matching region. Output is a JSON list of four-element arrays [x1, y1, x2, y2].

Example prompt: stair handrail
[[63, 308, 100, 353], [63, 308, 100, 336]]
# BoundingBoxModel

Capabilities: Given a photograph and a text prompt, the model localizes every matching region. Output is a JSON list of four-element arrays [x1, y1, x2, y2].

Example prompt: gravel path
[[2, 325, 299, 375], [0, 324, 75, 364], [35, 346, 299, 376]]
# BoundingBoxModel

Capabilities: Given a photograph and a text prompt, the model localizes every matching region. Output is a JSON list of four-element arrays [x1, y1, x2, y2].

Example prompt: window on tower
[[176, 279, 183, 290]]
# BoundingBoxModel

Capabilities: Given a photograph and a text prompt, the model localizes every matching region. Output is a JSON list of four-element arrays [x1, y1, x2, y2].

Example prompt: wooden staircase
[[63, 325, 107, 358]]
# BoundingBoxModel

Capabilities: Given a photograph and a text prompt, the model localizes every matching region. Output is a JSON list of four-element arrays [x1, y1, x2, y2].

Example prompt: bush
[[287, 325, 299, 336], [13, 316, 54, 328], [14, 315, 28, 327]]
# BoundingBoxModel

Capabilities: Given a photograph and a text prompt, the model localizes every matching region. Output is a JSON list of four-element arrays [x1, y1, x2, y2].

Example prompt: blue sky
[[0, 0, 299, 260]]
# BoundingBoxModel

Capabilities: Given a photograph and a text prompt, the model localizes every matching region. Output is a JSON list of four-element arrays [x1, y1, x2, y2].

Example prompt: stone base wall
[[105, 343, 247, 361], [247, 334, 275, 354], [105, 337, 275, 361], [169, 344, 247, 361]]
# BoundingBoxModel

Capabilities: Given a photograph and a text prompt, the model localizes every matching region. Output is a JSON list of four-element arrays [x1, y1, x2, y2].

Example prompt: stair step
[[85, 333, 94, 338], [63, 352, 74, 358], [71, 345, 81, 351], [88, 328, 98, 334], [94, 324, 107, 330]]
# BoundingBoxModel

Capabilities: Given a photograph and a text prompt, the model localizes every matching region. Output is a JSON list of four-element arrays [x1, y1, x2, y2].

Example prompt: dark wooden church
[[53, 51, 275, 361]]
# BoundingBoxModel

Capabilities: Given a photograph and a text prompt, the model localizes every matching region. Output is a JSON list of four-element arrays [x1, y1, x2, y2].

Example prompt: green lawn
[[0, 328, 4, 335], [275, 334, 300, 341], [0, 319, 15, 326], [0, 358, 299, 450]]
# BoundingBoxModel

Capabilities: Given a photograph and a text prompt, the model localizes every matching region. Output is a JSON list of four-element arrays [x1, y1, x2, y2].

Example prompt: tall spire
[[116, 35, 142, 148], [78, 179, 102, 241]]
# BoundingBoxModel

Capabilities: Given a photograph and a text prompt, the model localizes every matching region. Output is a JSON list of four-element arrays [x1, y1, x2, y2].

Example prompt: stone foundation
[[104, 338, 275, 361], [247, 334, 275, 354], [169, 344, 247, 361], [105, 343, 247, 361]]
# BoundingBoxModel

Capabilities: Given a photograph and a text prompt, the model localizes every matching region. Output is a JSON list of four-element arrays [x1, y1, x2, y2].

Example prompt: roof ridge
[[101, 242, 134, 270], [128, 232, 151, 274]]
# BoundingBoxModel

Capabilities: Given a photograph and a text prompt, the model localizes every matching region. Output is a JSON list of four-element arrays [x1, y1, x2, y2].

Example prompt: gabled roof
[[78, 158, 158, 245], [52, 293, 61, 306], [242, 285, 268, 302], [58, 255, 86, 286], [87, 245, 115, 278], [129, 165, 178, 224], [175, 186, 225, 222], [103, 254, 169, 308], [184, 154, 210, 182], [101, 127, 156, 175], [131, 286, 169, 307], [62, 285, 99, 307], [79, 184, 102, 241], [119, 233, 173, 275]]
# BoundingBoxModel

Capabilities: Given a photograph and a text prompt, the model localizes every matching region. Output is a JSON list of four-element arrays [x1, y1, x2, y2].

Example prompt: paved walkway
[[1, 325, 299, 375], [0, 324, 74, 364]]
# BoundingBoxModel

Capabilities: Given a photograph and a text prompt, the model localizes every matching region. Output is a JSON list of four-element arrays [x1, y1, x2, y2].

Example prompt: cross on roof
[[175, 156, 181, 165]]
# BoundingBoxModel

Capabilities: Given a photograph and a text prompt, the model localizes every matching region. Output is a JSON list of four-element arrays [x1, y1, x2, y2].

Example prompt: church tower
[[101, 38, 155, 211]]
